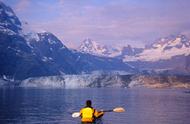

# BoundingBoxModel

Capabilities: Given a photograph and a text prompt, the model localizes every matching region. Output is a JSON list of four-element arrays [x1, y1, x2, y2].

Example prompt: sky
[[2, 0, 190, 48]]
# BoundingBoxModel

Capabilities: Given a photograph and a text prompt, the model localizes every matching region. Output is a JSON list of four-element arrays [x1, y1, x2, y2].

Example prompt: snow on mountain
[[78, 35, 190, 63], [124, 34, 190, 62], [24, 31, 68, 53], [0, 25, 17, 35], [78, 35, 190, 64], [0, 1, 21, 33], [78, 38, 141, 58], [37, 32, 66, 48], [25, 32, 40, 43], [78, 38, 111, 56]]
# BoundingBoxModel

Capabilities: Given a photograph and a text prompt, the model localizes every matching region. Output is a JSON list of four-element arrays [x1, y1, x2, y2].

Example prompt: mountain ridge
[[78, 35, 190, 75]]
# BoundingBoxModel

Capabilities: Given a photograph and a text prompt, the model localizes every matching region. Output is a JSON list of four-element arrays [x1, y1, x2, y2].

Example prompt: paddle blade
[[72, 112, 80, 118], [113, 107, 125, 112]]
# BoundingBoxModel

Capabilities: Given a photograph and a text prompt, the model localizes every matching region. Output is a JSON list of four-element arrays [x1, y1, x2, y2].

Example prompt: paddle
[[72, 107, 125, 118]]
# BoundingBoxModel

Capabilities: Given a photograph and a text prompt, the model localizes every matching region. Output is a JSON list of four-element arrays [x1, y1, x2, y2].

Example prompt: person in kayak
[[80, 100, 104, 124]]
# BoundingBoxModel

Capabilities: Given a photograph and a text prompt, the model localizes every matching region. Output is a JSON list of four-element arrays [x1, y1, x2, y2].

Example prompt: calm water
[[0, 88, 190, 124]]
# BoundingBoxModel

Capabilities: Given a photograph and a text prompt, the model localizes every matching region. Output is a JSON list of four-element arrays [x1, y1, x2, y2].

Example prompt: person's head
[[86, 100, 92, 107]]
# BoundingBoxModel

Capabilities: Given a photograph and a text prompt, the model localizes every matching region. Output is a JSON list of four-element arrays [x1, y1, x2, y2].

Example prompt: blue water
[[0, 88, 190, 124]]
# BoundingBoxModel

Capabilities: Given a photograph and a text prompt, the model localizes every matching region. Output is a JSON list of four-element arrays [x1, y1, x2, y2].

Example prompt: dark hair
[[86, 100, 92, 107]]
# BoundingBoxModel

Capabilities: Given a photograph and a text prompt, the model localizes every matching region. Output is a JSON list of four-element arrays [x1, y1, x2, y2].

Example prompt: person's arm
[[94, 109, 104, 118], [80, 109, 83, 117]]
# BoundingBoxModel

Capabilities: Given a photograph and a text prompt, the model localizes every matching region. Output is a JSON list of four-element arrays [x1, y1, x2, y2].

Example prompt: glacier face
[[0, 79, 8, 87], [0, 72, 189, 89], [18, 74, 190, 89], [20, 73, 131, 88]]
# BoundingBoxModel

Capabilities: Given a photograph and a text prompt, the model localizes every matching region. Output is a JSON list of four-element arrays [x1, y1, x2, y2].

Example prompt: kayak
[[80, 118, 103, 124], [95, 118, 103, 124]]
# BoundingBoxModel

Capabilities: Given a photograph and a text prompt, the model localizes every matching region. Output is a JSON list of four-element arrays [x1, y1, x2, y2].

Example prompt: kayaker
[[80, 100, 104, 124]]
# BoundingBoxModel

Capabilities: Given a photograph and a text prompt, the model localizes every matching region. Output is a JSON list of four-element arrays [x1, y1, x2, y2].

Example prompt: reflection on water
[[0, 88, 190, 124]]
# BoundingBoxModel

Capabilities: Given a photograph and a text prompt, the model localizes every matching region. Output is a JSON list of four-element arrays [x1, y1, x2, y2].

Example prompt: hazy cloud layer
[[3, 0, 190, 48]]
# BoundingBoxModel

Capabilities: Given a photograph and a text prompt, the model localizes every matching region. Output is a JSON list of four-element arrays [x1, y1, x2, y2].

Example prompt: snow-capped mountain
[[124, 34, 190, 74], [0, 1, 21, 34], [78, 38, 142, 58], [0, 2, 48, 80], [0, 1, 135, 80], [79, 35, 190, 64], [79, 35, 190, 62], [148, 34, 190, 49], [124, 34, 190, 62], [78, 34, 190, 74], [78, 38, 111, 56]]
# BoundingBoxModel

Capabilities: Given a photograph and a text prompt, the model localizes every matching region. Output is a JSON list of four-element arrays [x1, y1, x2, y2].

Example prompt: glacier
[[19, 74, 190, 89], [0, 79, 8, 87], [0, 73, 190, 89], [20, 73, 129, 88]]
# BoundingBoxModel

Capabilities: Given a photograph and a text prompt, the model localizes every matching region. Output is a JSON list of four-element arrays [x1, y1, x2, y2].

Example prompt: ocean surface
[[0, 88, 190, 124]]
